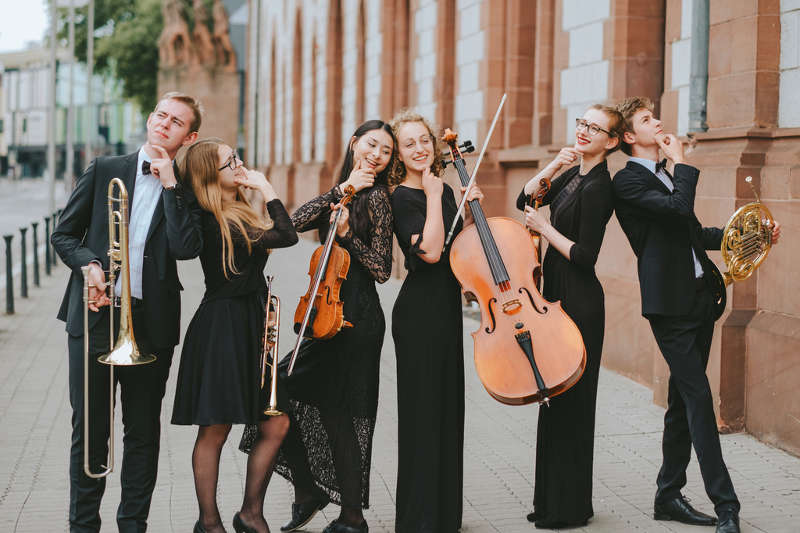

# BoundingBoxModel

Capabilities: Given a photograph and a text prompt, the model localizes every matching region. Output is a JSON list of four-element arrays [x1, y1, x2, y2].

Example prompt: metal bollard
[[19, 227, 28, 298], [4, 234, 14, 314], [44, 216, 52, 276], [31, 222, 40, 287], [51, 211, 59, 267]]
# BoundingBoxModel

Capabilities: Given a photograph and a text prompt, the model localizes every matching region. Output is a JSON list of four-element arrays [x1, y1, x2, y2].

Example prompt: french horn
[[720, 176, 774, 286]]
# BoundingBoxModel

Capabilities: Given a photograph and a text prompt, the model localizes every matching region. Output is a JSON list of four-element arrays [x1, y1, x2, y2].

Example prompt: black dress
[[391, 184, 465, 533], [171, 200, 298, 426], [516, 161, 614, 526], [241, 184, 393, 509]]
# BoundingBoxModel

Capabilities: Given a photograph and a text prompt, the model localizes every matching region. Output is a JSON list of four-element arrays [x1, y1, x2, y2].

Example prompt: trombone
[[261, 276, 283, 416], [81, 177, 156, 479]]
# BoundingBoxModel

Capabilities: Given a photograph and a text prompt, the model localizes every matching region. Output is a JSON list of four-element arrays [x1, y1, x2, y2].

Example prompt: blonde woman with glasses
[[171, 139, 298, 533]]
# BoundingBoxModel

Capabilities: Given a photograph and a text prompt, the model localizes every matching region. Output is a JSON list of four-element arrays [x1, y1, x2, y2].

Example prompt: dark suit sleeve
[[162, 175, 203, 260], [51, 159, 103, 274], [701, 226, 723, 250], [612, 163, 699, 221], [569, 179, 614, 271]]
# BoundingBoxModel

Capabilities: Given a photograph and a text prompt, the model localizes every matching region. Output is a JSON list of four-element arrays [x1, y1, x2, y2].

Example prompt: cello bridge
[[502, 299, 522, 314]]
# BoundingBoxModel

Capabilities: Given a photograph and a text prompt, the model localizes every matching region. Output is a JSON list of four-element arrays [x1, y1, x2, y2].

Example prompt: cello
[[528, 177, 551, 291], [444, 130, 586, 405]]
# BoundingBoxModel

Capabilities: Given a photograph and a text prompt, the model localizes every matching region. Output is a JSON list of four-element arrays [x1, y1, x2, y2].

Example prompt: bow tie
[[655, 159, 669, 174], [141, 160, 151, 175]]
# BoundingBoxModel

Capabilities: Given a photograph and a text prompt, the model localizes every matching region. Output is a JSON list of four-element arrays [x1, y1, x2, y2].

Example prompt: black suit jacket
[[613, 160, 724, 318], [52, 151, 203, 348]]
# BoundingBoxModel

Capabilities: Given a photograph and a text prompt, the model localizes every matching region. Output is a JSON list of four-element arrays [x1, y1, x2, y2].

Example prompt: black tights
[[193, 416, 289, 533]]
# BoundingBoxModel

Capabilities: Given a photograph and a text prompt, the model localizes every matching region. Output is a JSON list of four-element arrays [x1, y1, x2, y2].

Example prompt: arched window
[[381, 0, 411, 118], [356, 0, 366, 124], [292, 9, 303, 162], [325, 0, 344, 166]]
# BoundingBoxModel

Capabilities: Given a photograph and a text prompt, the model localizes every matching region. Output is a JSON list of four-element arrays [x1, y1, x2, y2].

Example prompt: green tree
[[59, 0, 168, 113]]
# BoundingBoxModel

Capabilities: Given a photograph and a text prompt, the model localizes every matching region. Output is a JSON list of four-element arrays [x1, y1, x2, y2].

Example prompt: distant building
[[0, 45, 143, 179], [247, 1, 800, 457]]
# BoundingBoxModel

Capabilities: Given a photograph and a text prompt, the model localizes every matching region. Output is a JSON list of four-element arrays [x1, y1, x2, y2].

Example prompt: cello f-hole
[[486, 297, 498, 333], [520, 287, 548, 314]]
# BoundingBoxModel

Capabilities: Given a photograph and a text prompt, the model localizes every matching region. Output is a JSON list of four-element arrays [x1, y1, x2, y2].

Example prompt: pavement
[[0, 183, 799, 532]]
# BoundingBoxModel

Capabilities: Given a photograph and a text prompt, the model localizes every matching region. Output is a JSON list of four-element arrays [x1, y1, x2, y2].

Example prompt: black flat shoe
[[526, 512, 540, 523], [280, 492, 331, 532], [233, 512, 257, 533], [716, 512, 740, 533], [654, 494, 717, 526], [321, 518, 368, 533], [194, 521, 207, 533]]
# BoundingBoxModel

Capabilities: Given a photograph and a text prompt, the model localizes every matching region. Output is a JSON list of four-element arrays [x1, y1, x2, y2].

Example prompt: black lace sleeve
[[338, 187, 393, 283], [291, 186, 345, 233]]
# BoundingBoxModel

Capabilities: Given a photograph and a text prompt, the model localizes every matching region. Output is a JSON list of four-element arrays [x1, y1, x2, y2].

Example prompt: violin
[[288, 185, 356, 375], [444, 129, 586, 405], [528, 178, 551, 290]]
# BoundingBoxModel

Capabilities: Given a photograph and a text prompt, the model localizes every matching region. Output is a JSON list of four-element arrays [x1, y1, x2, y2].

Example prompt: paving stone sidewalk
[[0, 238, 798, 533]]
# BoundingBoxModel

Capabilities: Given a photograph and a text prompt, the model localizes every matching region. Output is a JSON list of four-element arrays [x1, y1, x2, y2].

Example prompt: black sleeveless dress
[[516, 161, 614, 527], [171, 200, 298, 426], [391, 184, 465, 533], [240, 184, 393, 509]]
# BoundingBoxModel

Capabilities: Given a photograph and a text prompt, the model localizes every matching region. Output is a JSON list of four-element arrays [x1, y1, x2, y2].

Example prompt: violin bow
[[443, 93, 507, 250]]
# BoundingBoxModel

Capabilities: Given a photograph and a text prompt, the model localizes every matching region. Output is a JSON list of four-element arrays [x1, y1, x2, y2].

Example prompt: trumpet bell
[[98, 336, 157, 365]]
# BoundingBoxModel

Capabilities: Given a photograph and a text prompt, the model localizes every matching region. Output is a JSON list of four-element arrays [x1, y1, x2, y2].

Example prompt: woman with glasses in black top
[[516, 105, 624, 529]]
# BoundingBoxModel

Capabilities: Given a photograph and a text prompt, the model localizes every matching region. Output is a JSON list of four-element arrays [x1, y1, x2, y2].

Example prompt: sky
[[0, 0, 48, 53]]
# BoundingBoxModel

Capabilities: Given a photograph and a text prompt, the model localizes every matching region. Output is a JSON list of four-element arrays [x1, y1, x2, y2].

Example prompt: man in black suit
[[612, 97, 780, 533], [53, 92, 204, 532]]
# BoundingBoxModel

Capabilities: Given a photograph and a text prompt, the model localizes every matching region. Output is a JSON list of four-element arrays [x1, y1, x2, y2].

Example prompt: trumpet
[[720, 176, 775, 286], [261, 276, 283, 416], [81, 177, 156, 479]]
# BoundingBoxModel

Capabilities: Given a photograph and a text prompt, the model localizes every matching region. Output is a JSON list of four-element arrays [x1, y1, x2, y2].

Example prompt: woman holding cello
[[517, 104, 624, 529], [171, 139, 298, 533], [389, 110, 483, 533], [241, 120, 396, 533]]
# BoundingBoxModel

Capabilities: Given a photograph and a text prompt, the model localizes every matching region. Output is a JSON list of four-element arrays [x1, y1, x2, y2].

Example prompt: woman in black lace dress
[[389, 111, 482, 533], [240, 120, 396, 533], [516, 105, 623, 529], [171, 140, 298, 533]]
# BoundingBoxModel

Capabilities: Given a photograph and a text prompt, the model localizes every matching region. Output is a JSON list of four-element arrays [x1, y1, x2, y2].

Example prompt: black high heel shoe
[[321, 518, 368, 533], [194, 521, 207, 533], [280, 491, 331, 532], [232, 512, 257, 533]]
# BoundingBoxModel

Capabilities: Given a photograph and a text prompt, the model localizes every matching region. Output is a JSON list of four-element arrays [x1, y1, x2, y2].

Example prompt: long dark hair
[[335, 120, 396, 242]]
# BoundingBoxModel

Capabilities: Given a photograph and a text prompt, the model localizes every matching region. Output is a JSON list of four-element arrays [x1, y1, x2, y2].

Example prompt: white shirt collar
[[629, 156, 657, 175]]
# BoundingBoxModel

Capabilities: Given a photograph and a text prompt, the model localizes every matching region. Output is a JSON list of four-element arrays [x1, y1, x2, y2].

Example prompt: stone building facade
[[246, 0, 800, 456]]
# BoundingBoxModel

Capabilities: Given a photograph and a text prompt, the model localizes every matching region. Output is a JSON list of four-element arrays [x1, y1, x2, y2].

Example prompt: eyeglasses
[[218, 151, 241, 171], [575, 118, 613, 137]]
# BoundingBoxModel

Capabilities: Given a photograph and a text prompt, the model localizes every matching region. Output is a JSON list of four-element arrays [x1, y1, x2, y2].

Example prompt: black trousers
[[648, 282, 740, 516], [67, 303, 174, 533]]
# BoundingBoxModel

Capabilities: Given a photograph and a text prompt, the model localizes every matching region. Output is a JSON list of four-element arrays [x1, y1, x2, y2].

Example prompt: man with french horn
[[52, 92, 203, 533], [612, 97, 781, 533]]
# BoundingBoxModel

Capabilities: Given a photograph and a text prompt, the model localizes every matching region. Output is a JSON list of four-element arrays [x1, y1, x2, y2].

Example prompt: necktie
[[655, 158, 668, 174], [141, 160, 151, 175]]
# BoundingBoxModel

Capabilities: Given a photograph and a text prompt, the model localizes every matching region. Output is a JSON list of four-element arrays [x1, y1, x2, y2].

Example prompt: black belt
[[113, 296, 144, 308]]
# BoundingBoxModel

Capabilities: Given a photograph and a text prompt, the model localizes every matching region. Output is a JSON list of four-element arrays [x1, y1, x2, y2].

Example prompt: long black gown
[[241, 184, 393, 509], [391, 183, 465, 533], [171, 200, 298, 426], [516, 160, 614, 527]]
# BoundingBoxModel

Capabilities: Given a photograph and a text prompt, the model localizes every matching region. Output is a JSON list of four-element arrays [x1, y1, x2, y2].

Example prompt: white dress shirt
[[115, 148, 164, 298], [629, 157, 704, 278]]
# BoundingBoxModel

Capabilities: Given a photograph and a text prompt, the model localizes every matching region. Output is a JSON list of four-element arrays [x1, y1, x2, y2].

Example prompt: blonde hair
[[181, 138, 272, 278], [388, 110, 445, 186], [587, 104, 625, 154]]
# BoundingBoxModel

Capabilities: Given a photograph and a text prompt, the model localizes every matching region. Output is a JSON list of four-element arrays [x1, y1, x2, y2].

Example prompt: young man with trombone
[[613, 97, 781, 533], [52, 92, 203, 533]]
